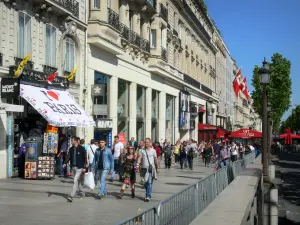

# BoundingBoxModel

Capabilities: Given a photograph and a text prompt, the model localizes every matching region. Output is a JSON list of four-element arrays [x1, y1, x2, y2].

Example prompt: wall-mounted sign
[[93, 104, 108, 115], [1, 78, 20, 98], [91, 84, 105, 96], [0, 103, 24, 112], [96, 119, 113, 129]]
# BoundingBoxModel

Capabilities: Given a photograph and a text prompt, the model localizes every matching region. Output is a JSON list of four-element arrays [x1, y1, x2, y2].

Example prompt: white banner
[[20, 84, 95, 127]]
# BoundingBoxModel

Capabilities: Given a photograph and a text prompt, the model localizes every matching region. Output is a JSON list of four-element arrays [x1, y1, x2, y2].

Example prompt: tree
[[281, 105, 300, 133], [251, 53, 292, 130]]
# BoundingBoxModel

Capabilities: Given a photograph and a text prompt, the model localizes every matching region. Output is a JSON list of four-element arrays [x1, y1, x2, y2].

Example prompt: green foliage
[[198, 0, 208, 14], [251, 53, 292, 130], [281, 105, 300, 132]]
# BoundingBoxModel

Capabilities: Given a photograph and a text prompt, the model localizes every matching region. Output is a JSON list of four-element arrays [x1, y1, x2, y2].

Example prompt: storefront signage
[[96, 119, 113, 129], [47, 124, 58, 133], [7, 116, 14, 177], [93, 104, 108, 115], [20, 84, 95, 127], [242, 129, 254, 137], [108, 131, 112, 148], [0, 103, 24, 112], [1, 78, 20, 98], [198, 123, 217, 130], [9, 66, 68, 89], [91, 84, 105, 96]]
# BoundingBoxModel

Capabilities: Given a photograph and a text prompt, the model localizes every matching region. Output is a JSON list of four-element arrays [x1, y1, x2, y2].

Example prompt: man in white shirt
[[87, 139, 98, 173], [111, 135, 124, 182]]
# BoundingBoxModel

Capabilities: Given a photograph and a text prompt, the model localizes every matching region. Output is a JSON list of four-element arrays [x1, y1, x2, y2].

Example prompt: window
[[64, 37, 76, 72], [173, 12, 177, 30], [45, 24, 56, 67], [18, 12, 31, 58], [150, 30, 156, 48], [94, 0, 100, 8]]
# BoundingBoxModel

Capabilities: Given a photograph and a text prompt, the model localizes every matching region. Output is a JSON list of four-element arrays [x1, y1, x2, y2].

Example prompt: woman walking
[[118, 146, 137, 199], [203, 143, 213, 167]]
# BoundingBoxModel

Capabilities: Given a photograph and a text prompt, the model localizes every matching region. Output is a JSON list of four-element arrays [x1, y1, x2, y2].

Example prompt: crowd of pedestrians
[[59, 136, 255, 203]]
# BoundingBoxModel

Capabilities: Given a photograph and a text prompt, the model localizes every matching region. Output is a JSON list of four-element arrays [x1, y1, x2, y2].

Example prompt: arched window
[[64, 37, 76, 72]]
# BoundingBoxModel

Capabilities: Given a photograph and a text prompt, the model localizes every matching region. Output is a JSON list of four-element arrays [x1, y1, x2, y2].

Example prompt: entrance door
[[136, 122, 144, 142]]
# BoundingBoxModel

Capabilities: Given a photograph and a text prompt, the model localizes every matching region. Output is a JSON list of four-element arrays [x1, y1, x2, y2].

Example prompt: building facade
[[86, 0, 221, 145], [225, 54, 234, 131], [0, 0, 88, 178]]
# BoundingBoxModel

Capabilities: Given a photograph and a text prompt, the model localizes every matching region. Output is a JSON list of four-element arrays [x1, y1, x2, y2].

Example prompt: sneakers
[[67, 196, 73, 202], [144, 197, 150, 202]]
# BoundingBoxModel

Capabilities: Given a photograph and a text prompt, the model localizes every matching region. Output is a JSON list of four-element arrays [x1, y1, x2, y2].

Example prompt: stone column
[[119, 0, 129, 26], [142, 18, 150, 40], [108, 76, 118, 137], [145, 87, 152, 138], [132, 12, 140, 34], [158, 92, 166, 141], [174, 96, 179, 142], [194, 105, 199, 142], [129, 82, 137, 139]]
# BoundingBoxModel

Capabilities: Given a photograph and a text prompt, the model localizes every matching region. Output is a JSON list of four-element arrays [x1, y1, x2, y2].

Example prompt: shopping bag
[[84, 172, 95, 190]]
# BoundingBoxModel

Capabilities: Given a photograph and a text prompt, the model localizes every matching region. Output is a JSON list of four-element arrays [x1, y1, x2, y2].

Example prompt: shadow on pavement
[[47, 191, 69, 200], [279, 216, 300, 225], [176, 175, 204, 180], [281, 172, 300, 206], [164, 182, 189, 186]]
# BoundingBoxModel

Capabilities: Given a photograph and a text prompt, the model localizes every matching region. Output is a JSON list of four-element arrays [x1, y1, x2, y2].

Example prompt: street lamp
[[267, 101, 272, 157], [258, 57, 270, 178]]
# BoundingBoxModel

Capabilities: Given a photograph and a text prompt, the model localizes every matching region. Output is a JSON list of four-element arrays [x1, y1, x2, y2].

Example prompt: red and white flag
[[47, 71, 58, 84], [240, 77, 249, 100], [232, 69, 241, 97]]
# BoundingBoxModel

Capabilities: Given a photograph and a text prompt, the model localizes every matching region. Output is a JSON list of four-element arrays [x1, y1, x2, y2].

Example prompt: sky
[[205, 0, 300, 119]]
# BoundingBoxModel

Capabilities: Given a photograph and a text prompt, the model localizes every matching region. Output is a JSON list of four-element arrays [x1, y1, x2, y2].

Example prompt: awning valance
[[20, 84, 95, 127], [230, 128, 262, 139]]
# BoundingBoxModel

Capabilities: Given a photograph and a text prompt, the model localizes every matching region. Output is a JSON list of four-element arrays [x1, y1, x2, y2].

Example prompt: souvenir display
[[37, 156, 55, 178]]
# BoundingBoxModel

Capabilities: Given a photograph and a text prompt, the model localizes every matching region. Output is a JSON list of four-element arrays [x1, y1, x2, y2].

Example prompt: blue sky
[[205, 0, 300, 119]]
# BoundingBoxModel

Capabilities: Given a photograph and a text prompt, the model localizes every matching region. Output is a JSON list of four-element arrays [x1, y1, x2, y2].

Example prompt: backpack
[[165, 146, 172, 157]]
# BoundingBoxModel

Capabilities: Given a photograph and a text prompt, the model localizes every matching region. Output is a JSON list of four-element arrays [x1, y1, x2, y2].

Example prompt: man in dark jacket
[[63, 136, 87, 202], [128, 137, 138, 150]]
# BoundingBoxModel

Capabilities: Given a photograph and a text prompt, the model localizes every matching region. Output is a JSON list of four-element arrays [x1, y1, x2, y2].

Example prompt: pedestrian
[[187, 140, 197, 170], [213, 140, 221, 157], [164, 142, 172, 169], [137, 140, 146, 186], [219, 144, 229, 167], [137, 138, 159, 202], [63, 136, 88, 202], [239, 143, 245, 159], [87, 139, 98, 173], [203, 143, 212, 167], [57, 134, 68, 177], [128, 137, 138, 150], [154, 142, 162, 161], [111, 135, 124, 182], [93, 138, 114, 199], [179, 143, 187, 169], [118, 146, 137, 199], [230, 142, 239, 162], [182, 141, 189, 168], [174, 141, 181, 164]]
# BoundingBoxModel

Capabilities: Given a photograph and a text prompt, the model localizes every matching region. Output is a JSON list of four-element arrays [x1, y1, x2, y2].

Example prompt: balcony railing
[[108, 8, 120, 31], [161, 46, 167, 62], [43, 65, 57, 74], [14, 57, 34, 70], [160, 3, 168, 22], [0, 53, 3, 66], [119, 22, 129, 40], [52, 0, 79, 17], [129, 30, 141, 47], [173, 29, 178, 37], [140, 37, 150, 53]]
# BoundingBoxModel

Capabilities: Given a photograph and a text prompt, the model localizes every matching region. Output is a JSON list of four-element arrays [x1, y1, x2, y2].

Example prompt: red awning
[[199, 108, 206, 113], [230, 128, 262, 139], [216, 128, 226, 139], [279, 133, 300, 139], [198, 124, 217, 130]]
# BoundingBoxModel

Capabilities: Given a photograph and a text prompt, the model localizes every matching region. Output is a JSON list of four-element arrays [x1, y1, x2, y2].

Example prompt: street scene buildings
[[0, 0, 261, 179]]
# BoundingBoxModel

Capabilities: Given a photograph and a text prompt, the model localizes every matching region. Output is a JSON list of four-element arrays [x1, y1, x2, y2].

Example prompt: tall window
[[173, 12, 177, 30], [94, 0, 100, 8], [46, 24, 56, 67], [18, 12, 31, 58], [150, 30, 156, 48], [64, 37, 75, 72]]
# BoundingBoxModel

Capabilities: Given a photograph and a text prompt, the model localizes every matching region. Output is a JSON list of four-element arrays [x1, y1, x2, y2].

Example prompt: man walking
[[164, 142, 172, 169], [63, 136, 88, 202], [87, 139, 98, 173], [138, 140, 145, 185], [94, 138, 114, 199], [111, 135, 124, 182], [138, 138, 159, 202]]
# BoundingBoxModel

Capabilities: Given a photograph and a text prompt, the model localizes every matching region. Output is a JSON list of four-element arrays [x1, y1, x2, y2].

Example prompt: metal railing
[[119, 22, 129, 40], [115, 151, 256, 225], [52, 0, 79, 17], [108, 8, 120, 31], [140, 37, 150, 53], [161, 46, 167, 62], [160, 3, 168, 22], [129, 30, 141, 48], [14, 57, 34, 70]]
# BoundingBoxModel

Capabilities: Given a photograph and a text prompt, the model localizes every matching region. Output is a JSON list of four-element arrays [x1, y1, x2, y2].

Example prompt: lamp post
[[258, 58, 270, 178], [267, 101, 272, 157]]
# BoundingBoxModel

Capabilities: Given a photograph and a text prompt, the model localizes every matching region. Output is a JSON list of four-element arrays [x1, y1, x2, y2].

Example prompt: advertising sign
[[179, 92, 191, 130], [1, 78, 20, 98], [19, 84, 95, 127], [107, 131, 112, 148], [7, 116, 14, 177]]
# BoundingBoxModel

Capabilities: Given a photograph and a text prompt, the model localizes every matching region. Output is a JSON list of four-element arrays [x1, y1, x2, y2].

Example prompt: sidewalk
[[0, 157, 213, 225], [272, 153, 300, 224]]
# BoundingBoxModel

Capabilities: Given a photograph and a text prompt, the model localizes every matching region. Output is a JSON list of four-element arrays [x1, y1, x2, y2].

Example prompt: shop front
[[94, 119, 112, 148], [198, 124, 218, 142], [117, 79, 129, 144], [166, 94, 175, 144]]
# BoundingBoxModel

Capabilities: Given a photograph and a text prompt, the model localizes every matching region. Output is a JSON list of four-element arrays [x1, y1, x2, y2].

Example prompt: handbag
[[145, 150, 153, 173]]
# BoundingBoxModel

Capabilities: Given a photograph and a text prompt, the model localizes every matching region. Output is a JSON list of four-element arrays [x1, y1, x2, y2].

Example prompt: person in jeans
[[63, 136, 88, 202], [57, 134, 68, 177], [164, 142, 172, 169], [219, 145, 229, 167], [93, 138, 114, 199], [111, 136, 124, 182], [87, 139, 98, 173], [137, 138, 159, 202]]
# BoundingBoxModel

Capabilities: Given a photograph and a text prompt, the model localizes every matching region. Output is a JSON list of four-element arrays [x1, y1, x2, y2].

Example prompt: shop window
[[166, 94, 175, 143], [45, 24, 56, 67], [64, 37, 76, 72], [137, 85, 145, 118], [18, 12, 31, 58], [118, 79, 129, 118], [152, 90, 159, 119], [150, 30, 156, 48]]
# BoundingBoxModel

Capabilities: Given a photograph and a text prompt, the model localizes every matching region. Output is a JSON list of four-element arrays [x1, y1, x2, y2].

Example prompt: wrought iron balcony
[[108, 8, 120, 31], [140, 37, 150, 53], [161, 46, 167, 62], [173, 29, 178, 37], [159, 3, 168, 22], [43, 65, 57, 74], [48, 0, 79, 17], [129, 30, 141, 47], [119, 22, 129, 40], [14, 57, 34, 70], [0, 53, 3, 67]]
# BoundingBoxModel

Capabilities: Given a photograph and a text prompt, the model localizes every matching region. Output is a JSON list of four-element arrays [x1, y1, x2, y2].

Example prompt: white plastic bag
[[84, 172, 95, 190]]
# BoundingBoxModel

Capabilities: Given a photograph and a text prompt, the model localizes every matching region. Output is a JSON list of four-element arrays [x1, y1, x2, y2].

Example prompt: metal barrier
[[115, 151, 256, 225]]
